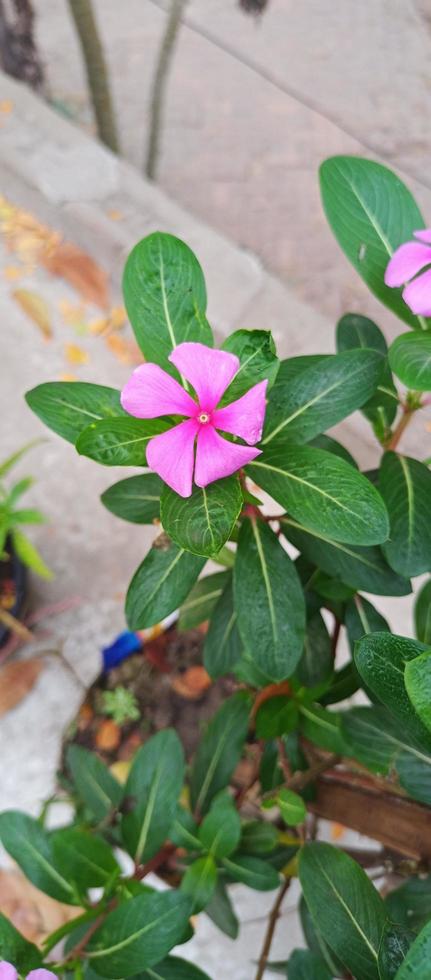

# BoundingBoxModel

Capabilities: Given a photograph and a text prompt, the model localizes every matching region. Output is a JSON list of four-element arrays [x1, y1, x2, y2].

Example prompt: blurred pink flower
[[0, 965, 56, 980], [385, 228, 431, 315], [121, 342, 267, 497]]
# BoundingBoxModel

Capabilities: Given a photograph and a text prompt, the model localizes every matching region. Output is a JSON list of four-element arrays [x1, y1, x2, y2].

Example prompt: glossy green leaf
[[287, 949, 331, 980], [378, 922, 413, 979], [87, 890, 191, 977], [299, 841, 387, 980], [320, 156, 427, 330], [101, 473, 162, 523], [140, 957, 212, 980], [249, 444, 389, 546], [389, 332, 431, 391], [283, 517, 411, 596], [354, 632, 431, 748], [76, 418, 169, 466], [126, 536, 205, 629], [394, 919, 431, 979], [203, 578, 242, 678], [345, 595, 390, 654], [190, 692, 250, 815], [309, 432, 358, 467], [240, 821, 279, 855], [52, 829, 119, 891], [223, 854, 280, 891], [170, 807, 201, 851], [321, 663, 361, 705], [25, 382, 126, 444], [0, 913, 41, 973], [204, 879, 239, 939], [296, 610, 333, 688], [180, 855, 217, 913], [405, 651, 431, 733], [299, 703, 345, 754], [336, 313, 398, 427], [0, 811, 75, 904], [379, 452, 431, 576], [385, 876, 431, 933], [123, 232, 212, 365], [414, 578, 431, 644], [299, 894, 345, 976], [122, 729, 184, 862], [255, 696, 298, 739], [161, 476, 242, 558], [221, 328, 279, 401], [262, 349, 384, 447], [277, 788, 306, 826], [66, 744, 122, 822], [234, 518, 305, 681], [198, 793, 241, 859], [179, 571, 229, 630]]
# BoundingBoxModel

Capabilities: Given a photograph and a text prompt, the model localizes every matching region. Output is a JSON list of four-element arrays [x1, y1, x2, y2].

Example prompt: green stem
[[66, 0, 120, 152], [145, 0, 187, 178]]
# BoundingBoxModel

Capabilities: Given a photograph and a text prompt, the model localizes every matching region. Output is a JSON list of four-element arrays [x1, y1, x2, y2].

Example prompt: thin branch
[[66, 0, 119, 152], [145, 0, 187, 179], [254, 877, 291, 980], [386, 405, 415, 450]]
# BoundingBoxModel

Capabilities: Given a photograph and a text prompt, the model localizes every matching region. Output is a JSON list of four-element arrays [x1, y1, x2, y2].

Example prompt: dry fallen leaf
[[107, 209, 123, 221], [95, 718, 121, 751], [43, 241, 109, 309], [65, 343, 89, 365], [13, 288, 52, 339], [59, 372, 78, 382], [0, 868, 80, 944], [171, 665, 212, 700], [0, 100, 13, 114], [0, 658, 44, 716], [105, 334, 141, 365], [331, 822, 346, 841], [4, 265, 24, 281]]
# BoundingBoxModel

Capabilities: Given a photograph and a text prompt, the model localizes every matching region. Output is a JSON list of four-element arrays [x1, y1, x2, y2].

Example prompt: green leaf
[[122, 232, 212, 365], [140, 957, 212, 979], [379, 452, 431, 576], [11, 529, 52, 579], [378, 922, 413, 979], [309, 432, 358, 467], [405, 651, 431, 733], [299, 841, 387, 980], [345, 595, 390, 655], [394, 919, 431, 979], [170, 807, 201, 851], [25, 382, 125, 444], [66, 744, 123, 821], [414, 578, 431, 644], [179, 571, 229, 630], [296, 611, 333, 688], [0, 913, 41, 973], [0, 439, 42, 479], [204, 879, 239, 939], [198, 793, 241, 859], [240, 821, 279, 855], [262, 349, 384, 447], [336, 313, 398, 427], [299, 894, 344, 976], [121, 729, 184, 863], [321, 663, 361, 705], [354, 632, 431, 748], [223, 853, 280, 891], [76, 418, 169, 466], [190, 692, 250, 815], [286, 949, 331, 980], [0, 811, 75, 903], [389, 332, 431, 391], [255, 696, 298, 739], [249, 444, 389, 546], [385, 875, 431, 932], [87, 890, 191, 978], [277, 788, 306, 826], [299, 703, 345, 754], [51, 829, 119, 891], [234, 518, 305, 681], [126, 536, 205, 630], [320, 156, 428, 330], [180, 854, 217, 913], [221, 328, 279, 401], [283, 517, 411, 596], [101, 473, 162, 523], [203, 578, 242, 679], [160, 477, 242, 558]]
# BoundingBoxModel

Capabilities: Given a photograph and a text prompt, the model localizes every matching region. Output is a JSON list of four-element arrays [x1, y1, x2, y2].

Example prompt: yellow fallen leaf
[[43, 241, 110, 309], [4, 265, 23, 281], [0, 100, 13, 114], [65, 343, 89, 365], [106, 334, 141, 365], [107, 209, 123, 221], [13, 289, 52, 339], [110, 305, 127, 330], [59, 372, 78, 382], [0, 659, 44, 717], [110, 760, 131, 784], [89, 317, 110, 335]]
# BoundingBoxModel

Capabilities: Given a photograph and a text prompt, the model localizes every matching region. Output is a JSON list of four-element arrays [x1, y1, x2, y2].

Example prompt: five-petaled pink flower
[[0, 965, 56, 980], [385, 228, 431, 315], [121, 342, 267, 497]]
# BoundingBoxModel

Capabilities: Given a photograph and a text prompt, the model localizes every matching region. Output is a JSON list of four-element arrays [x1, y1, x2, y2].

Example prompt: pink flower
[[0, 966, 57, 980], [384, 228, 431, 315], [121, 342, 267, 497]]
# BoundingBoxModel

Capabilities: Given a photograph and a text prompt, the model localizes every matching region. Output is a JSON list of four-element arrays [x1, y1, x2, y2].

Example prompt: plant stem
[[261, 753, 340, 802], [386, 407, 414, 450], [145, 0, 187, 179], [66, 0, 119, 152], [254, 877, 291, 980], [134, 842, 176, 880]]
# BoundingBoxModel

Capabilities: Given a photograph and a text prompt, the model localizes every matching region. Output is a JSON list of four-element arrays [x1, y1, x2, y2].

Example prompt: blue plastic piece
[[102, 630, 142, 671]]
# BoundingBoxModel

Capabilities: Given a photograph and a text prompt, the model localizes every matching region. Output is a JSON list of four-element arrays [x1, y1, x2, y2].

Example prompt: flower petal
[[0, 964, 17, 980], [121, 363, 197, 419], [212, 380, 268, 445], [27, 971, 58, 980], [195, 426, 261, 487], [147, 419, 199, 497], [414, 228, 431, 244], [169, 343, 239, 410], [403, 268, 431, 315], [384, 242, 431, 287]]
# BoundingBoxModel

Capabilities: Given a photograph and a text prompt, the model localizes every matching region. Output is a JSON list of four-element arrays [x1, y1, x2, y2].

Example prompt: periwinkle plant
[[1, 156, 431, 979]]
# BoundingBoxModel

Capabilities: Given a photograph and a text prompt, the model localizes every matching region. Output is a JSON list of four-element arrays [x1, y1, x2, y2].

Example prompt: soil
[[0, 538, 27, 647]]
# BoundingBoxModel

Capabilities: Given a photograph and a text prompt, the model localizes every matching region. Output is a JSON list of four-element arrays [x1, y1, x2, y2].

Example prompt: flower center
[[198, 411, 211, 425]]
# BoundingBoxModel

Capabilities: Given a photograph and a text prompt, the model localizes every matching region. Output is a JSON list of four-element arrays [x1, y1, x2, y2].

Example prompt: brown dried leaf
[[0, 868, 80, 944], [43, 242, 109, 309], [0, 658, 44, 716], [13, 289, 52, 339], [171, 666, 212, 700], [95, 718, 121, 751]]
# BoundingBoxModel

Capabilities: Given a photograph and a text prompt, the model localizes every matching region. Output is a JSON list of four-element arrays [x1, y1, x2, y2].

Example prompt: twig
[[261, 753, 340, 801], [386, 405, 415, 450], [277, 737, 292, 782], [331, 618, 341, 660], [254, 877, 291, 980], [134, 842, 176, 880], [145, 0, 187, 178]]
